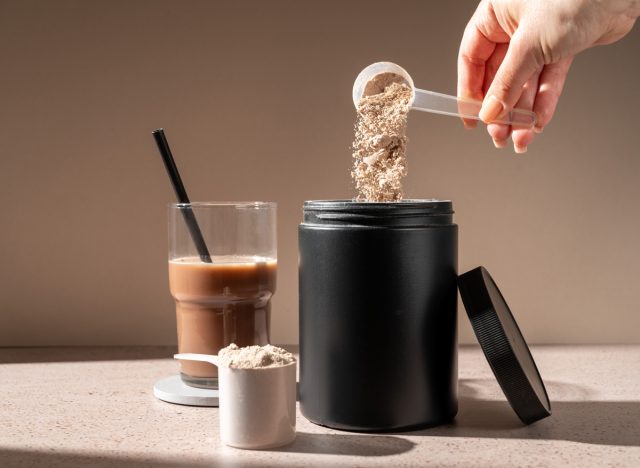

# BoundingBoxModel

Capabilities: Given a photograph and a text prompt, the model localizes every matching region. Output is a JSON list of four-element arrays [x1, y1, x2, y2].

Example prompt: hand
[[458, 0, 639, 153]]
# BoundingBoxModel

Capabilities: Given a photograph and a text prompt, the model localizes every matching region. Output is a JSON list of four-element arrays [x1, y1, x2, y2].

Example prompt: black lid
[[458, 267, 551, 424]]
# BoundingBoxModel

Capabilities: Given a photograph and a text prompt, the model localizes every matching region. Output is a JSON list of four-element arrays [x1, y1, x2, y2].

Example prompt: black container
[[299, 199, 458, 431]]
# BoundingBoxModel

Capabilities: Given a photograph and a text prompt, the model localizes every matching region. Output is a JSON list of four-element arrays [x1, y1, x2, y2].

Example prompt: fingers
[[483, 44, 512, 147], [479, 28, 544, 124], [457, 1, 502, 129], [483, 43, 508, 95], [487, 57, 567, 153], [532, 56, 573, 131], [457, 26, 494, 129], [482, 42, 541, 153], [458, 2, 566, 154], [511, 73, 540, 153]]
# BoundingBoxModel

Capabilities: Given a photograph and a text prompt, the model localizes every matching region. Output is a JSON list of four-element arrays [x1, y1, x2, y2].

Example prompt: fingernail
[[514, 144, 528, 154], [463, 120, 476, 130], [479, 95, 504, 123], [534, 126, 543, 134], [493, 138, 507, 149]]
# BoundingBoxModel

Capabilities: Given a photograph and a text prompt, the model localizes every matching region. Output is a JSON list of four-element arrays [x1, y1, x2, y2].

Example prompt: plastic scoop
[[353, 62, 536, 128], [174, 353, 296, 449], [174, 353, 219, 366]]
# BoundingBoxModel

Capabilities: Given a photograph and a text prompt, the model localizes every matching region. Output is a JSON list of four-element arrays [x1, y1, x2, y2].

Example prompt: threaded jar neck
[[302, 199, 454, 227]]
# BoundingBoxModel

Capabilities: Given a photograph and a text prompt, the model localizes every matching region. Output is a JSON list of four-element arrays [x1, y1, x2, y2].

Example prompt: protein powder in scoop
[[218, 343, 295, 369]]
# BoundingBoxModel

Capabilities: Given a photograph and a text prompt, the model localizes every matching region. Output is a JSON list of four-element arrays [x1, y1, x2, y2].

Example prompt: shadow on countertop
[[0, 433, 413, 468], [274, 432, 414, 456], [0, 449, 211, 468], [400, 379, 640, 447]]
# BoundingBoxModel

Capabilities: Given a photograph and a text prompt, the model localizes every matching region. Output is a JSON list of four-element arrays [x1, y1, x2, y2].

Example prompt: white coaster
[[153, 375, 219, 407]]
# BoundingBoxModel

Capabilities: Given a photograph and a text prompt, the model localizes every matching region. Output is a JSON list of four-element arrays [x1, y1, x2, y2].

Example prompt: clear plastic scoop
[[353, 62, 536, 128]]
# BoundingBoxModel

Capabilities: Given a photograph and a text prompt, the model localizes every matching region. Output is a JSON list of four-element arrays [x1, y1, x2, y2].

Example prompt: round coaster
[[153, 375, 219, 407]]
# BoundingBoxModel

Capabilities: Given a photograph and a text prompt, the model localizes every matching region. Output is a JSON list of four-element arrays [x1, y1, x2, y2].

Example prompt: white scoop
[[353, 62, 536, 128], [174, 353, 296, 450]]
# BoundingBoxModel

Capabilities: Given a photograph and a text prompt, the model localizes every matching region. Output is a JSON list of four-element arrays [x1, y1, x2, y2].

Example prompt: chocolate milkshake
[[169, 255, 277, 388]]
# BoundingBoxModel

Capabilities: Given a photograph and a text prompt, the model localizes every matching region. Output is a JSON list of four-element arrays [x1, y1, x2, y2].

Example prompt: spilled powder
[[352, 73, 413, 201], [218, 343, 295, 369]]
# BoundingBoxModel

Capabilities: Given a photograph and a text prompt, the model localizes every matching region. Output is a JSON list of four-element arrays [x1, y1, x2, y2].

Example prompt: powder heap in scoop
[[352, 73, 413, 201], [218, 343, 295, 369]]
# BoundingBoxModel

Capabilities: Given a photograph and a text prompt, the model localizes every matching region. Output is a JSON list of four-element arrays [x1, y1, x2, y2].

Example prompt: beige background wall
[[1, 0, 639, 346]]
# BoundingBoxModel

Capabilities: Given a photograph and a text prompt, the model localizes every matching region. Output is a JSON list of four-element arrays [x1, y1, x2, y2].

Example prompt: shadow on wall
[[402, 379, 640, 447], [0, 346, 177, 364], [0, 345, 300, 364]]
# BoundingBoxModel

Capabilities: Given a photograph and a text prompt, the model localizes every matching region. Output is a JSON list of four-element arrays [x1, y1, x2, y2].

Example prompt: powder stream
[[352, 75, 412, 202]]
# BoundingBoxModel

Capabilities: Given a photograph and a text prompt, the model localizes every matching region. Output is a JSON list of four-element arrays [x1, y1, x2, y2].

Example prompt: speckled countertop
[[0, 345, 638, 467]]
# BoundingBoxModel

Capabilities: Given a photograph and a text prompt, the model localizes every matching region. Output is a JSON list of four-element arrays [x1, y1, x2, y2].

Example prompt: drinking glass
[[168, 202, 277, 389]]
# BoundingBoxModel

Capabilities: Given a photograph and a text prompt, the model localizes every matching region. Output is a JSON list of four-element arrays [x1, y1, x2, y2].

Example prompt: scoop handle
[[413, 88, 537, 128], [174, 353, 219, 367]]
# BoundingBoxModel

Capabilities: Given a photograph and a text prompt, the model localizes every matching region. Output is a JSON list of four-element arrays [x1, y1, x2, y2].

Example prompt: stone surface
[[0, 345, 638, 467]]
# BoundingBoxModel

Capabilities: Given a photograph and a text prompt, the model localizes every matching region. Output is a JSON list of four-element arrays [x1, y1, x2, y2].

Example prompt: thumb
[[479, 29, 543, 123]]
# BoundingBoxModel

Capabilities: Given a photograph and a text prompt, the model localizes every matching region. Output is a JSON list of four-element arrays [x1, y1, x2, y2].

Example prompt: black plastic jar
[[298, 199, 458, 431]]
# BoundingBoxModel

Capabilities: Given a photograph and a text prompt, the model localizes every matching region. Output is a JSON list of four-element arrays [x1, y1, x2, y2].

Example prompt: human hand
[[458, 0, 639, 153]]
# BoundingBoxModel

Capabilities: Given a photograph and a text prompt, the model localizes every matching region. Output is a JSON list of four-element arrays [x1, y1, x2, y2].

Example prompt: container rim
[[304, 199, 450, 207], [168, 201, 276, 209], [302, 199, 454, 223], [304, 199, 452, 213]]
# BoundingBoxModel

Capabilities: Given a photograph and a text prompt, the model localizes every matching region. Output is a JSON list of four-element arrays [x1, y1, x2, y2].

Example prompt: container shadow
[[275, 432, 415, 456], [401, 379, 640, 447]]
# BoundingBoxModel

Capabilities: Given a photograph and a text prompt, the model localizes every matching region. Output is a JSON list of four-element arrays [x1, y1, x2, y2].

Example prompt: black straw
[[152, 128, 212, 263]]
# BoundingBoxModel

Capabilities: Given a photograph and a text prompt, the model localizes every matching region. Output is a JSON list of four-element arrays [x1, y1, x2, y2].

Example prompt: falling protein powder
[[352, 72, 413, 202], [218, 343, 296, 369]]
